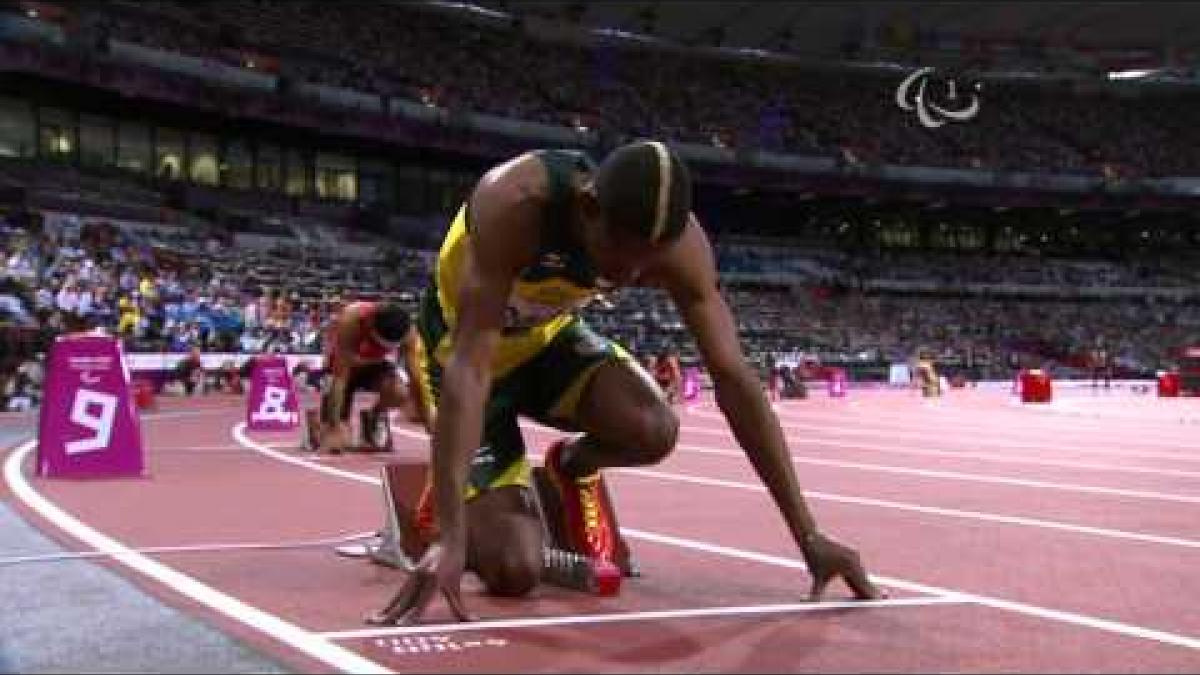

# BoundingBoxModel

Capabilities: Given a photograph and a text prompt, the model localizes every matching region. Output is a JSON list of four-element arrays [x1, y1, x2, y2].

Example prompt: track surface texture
[[4, 386, 1199, 673]]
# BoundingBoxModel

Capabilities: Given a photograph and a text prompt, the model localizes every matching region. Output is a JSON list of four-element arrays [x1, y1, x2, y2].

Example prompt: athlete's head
[[581, 140, 692, 287], [371, 303, 412, 347]]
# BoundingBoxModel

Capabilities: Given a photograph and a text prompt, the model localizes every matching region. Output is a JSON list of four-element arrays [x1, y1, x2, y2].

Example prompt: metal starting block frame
[[336, 460, 639, 596], [300, 402, 393, 454]]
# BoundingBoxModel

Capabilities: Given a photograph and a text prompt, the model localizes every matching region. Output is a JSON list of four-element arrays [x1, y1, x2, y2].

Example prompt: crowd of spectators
[[3, 0, 1200, 410], [7, 203, 1197, 412], [31, 0, 1200, 178]]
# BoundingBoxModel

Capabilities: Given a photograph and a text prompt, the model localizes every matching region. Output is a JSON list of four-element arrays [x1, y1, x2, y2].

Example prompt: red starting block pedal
[[541, 546, 622, 596], [531, 465, 640, 583]]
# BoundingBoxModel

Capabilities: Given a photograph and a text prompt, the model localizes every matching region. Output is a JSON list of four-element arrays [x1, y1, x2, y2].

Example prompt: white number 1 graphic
[[65, 389, 118, 455]]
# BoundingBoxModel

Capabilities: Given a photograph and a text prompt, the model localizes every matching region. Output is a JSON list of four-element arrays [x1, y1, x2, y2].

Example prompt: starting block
[[339, 460, 634, 596], [300, 398, 392, 454], [359, 409, 393, 452]]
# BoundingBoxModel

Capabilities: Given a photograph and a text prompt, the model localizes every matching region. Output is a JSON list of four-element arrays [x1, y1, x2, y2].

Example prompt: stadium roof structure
[[459, 2, 1198, 77]]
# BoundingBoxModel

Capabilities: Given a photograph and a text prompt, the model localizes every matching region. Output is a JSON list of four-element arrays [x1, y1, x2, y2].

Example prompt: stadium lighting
[[424, 1, 510, 21], [1106, 69, 1159, 80], [592, 27, 659, 43]]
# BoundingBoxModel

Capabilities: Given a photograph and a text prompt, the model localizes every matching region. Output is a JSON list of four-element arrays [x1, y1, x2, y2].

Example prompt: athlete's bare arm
[[325, 304, 367, 427], [401, 326, 434, 432], [372, 153, 545, 625], [651, 213, 883, 601]]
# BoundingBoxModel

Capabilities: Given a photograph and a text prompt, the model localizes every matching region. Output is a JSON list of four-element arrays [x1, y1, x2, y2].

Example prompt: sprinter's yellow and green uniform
[[414, 150, 635, 499]]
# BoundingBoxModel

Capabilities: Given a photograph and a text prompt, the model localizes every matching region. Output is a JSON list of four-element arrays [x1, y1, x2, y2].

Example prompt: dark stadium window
[[37, 107, 74, 163], [188, 133, 219, 186], [256, 144, 283, 192], [223, 139, 253, 190], [154, 127, 185, 181], [284, 149, 308, 197], [79, 115, 116, 168], [881, 222, 918, 248], [358, 173, 382, 205], [392, 164, 427, 214], [116, 122, 151, 174], [955, 225, 983, 250], [357, 159, 392, 206], [315, 153, 356, 202], [0, 97, 35, 159]]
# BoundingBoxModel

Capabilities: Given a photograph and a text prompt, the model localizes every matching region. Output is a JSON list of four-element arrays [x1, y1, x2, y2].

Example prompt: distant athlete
[[375, 140, 882, 625], [316, 301, 431, 453], [653, 346, 682, 403]]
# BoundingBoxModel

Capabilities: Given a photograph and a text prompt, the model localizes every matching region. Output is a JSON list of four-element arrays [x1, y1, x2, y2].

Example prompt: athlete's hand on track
[[799, 531, 887, 601], [319, 422, 352, 454], [367, 539, 476, 626]]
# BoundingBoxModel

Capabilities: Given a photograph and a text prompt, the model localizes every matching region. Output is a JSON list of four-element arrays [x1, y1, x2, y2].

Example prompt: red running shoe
[[412, 478, 438, 544], [543, 439, 617, 562]]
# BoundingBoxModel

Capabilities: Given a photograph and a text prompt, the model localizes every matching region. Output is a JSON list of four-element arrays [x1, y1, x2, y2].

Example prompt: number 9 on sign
[[66, 389, 118, 455]]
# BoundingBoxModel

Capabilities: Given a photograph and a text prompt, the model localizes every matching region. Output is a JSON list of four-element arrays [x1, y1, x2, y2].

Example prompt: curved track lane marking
[[4, 440, 392, 674]]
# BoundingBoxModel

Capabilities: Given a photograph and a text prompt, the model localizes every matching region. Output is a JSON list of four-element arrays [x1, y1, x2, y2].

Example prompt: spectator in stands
[[0, 278, 36, 327], [116, 292, 140, 340]]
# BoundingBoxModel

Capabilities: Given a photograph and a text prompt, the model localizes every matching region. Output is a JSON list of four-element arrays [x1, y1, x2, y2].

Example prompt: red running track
[[4, 387, 1200, 672]]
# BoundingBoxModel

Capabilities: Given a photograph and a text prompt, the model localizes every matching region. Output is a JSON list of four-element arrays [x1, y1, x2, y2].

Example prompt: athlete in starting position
[[375, 140, 882, 625], [317, 301, 431, 452]]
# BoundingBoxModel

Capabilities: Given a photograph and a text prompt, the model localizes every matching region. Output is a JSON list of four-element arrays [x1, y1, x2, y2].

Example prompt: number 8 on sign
[[253, 385, 297, 425], [66, 389, 118, 455]]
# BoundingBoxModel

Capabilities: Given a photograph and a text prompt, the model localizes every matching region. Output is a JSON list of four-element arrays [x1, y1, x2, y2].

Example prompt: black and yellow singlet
[[425, 149, 613, 378]]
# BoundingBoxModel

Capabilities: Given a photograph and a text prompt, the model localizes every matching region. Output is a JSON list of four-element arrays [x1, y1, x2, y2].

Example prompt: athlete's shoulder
[[335, 301, 371, 330], [476, 151, 551, 208], [342, 300, 373, 315], [467, 153, 549, 271]]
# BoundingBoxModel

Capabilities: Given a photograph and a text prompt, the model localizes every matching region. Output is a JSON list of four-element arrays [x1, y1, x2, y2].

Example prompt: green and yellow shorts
[[415, 287, 632, 500]]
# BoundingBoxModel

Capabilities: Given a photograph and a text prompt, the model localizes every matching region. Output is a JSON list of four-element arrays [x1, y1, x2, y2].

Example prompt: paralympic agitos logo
[[895, 66, 981, 129]]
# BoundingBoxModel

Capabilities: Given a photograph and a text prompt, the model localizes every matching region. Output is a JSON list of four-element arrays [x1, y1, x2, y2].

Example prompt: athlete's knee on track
[[476, 541, 542, 597], [468, 491, 543, 597]]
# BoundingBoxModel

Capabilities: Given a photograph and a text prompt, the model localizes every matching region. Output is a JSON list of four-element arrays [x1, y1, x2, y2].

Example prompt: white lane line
[[422, 423, 1200, 550], [617, 467, 1200, 550], [319, 596, 966, 641], [745, 394, 1200, 434], [3, 441, 392, 674], [1005, 399, 1200, 426], [518, 420, 1200, 503], [687, 428, 1200, 481], [512, 417, 1200, 480], [765, 400, 1200, 443], [669, 442, 1200, 505], [239, 425, 1200, 653], [690, 410, 1200, 463], [619, 528, 1200, 653], [768, 403, 1200, 446]]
